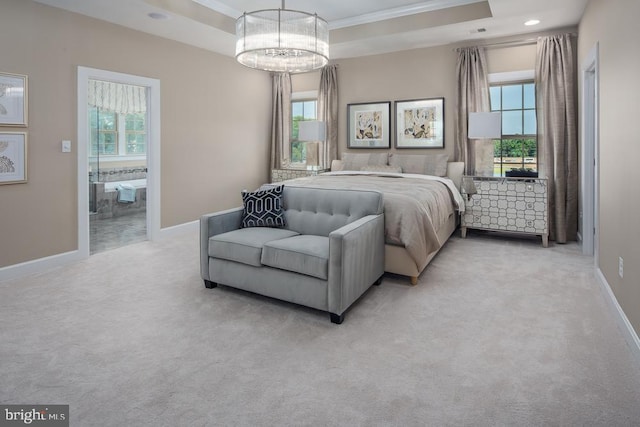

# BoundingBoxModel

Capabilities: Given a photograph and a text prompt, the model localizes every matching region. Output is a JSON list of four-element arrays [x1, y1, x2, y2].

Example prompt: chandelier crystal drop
[[235, 1, 329, 73]]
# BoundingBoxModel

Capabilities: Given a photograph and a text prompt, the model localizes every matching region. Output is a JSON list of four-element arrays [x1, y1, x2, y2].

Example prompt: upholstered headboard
[[330, 159, 465, 191], [445, 162, 464, 191]]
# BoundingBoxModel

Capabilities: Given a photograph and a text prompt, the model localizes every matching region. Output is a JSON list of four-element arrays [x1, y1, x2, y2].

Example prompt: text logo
[[1, 405, 68, 427]]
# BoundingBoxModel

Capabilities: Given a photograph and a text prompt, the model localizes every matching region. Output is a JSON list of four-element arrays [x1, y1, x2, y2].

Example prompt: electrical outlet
[[619, 257, 624, 278]]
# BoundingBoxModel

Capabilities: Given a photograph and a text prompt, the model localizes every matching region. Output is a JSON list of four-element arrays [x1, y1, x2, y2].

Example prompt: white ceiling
[[33, 0, 589, 59]]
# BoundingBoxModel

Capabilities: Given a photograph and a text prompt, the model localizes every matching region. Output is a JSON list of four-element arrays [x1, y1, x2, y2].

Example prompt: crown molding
[[329, 0, 485, 29], [192, 0, 486, 29], [192, 0, 241, 19]]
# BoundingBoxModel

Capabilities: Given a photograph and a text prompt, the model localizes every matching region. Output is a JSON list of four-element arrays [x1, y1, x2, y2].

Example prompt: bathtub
[[104, 178, 147, 192], [91, 179, 147, 219]]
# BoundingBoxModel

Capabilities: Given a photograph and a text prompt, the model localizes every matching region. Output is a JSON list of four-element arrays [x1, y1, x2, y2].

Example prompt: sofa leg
[[204, 280, 217, 289], [329, 313, 344, 324], [374, 275, 383, 286]]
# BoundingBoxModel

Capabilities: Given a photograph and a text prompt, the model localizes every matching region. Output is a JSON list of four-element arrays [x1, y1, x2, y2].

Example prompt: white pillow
[[388, 153, 449, 176], [341, 152, 389, 171]]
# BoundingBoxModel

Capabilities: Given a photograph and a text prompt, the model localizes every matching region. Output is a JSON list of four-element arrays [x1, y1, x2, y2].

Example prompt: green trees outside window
[[493, 138, 537, 176]]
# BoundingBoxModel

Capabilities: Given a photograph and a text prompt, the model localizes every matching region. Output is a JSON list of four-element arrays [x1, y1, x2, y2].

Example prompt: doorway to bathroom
[[77, 67, 161, 258], [88, 79, 148, 253]]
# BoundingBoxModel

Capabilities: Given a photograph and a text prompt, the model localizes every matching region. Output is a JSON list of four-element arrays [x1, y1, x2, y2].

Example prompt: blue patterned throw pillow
[[241, 185, 286, 228]]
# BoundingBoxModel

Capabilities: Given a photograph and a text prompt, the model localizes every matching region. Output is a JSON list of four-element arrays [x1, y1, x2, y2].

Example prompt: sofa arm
[[200, 207, 243, 281], [327, 213, 385, 316]]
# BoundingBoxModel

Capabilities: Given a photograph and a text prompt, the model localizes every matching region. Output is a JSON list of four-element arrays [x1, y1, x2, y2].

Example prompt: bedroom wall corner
[[0, 0, 271, 270], [578, 0, 640, 340]]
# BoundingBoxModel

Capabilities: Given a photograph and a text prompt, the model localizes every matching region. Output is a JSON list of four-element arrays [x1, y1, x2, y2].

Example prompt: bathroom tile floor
[[90, 211, 147, 255]]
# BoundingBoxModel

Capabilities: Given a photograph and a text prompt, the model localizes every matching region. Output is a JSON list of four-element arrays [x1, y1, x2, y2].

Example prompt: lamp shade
[[468, 112, 502, 139], [235, 7, 329, 73], [298, 120, 326, 141]]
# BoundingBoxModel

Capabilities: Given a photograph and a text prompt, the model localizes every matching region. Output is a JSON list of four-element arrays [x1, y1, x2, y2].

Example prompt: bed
[[273, 154, 465, 285]]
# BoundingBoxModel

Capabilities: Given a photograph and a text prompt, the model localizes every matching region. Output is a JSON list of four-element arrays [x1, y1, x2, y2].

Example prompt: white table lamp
[[298, 120, 326, 169], [468, 112, 501, 139]]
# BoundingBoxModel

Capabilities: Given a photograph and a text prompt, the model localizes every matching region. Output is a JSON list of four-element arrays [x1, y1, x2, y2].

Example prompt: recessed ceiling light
[[525, 19, 540, 26], [148, 12, 170, 20]]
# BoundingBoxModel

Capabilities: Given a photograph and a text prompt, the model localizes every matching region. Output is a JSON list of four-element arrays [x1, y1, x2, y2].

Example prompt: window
[[489, 82, 537, 177], [90, 108, 117, 156], [291, 96, 317, 165], [90, 107, 146, 158], [125, 112, 146, 155]]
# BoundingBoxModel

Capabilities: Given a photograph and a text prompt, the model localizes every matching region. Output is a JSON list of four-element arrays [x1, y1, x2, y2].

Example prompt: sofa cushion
[[261, 235, 330, 280], [279, 187, 383, 237], [210, 228, 299, 267], [241, 185, 285, 228]]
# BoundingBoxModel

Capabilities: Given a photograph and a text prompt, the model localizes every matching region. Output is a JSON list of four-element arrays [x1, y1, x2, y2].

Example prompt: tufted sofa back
[[279, 186, 383, 237]]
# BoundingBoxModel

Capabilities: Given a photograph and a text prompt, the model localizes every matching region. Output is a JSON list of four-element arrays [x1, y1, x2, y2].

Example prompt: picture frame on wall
[[0, 72, 28, 127], [0, 132, 27, 185], [347, 101, 391, 148], [395, 97, 444, 149]]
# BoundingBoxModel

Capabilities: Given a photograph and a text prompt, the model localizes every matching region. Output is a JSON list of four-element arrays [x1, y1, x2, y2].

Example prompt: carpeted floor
[[1, 231, 639, 426]]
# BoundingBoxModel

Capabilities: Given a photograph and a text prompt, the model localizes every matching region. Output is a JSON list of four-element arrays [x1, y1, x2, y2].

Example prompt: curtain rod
[[454, 32, 577, 51]]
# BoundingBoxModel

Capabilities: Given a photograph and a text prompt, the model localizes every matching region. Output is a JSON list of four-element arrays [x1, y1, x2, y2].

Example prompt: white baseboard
[[159, 220, 198, 239], [0, 220, 199, 283], [0, 250, 84, 283], [596, 268, 640, 365]]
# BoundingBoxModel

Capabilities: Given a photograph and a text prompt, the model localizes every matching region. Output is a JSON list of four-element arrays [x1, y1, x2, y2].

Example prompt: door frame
[[77, 66, 161, 258], [580, 43, 599, 258]]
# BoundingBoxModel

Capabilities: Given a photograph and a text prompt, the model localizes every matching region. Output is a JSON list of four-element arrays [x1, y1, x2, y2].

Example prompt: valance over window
[[88, 80, 146, 114]]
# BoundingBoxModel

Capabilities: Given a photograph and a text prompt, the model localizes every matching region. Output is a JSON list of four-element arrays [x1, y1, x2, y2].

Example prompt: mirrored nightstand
[[271, 168, 330, 183], [460, 176, 549, 247]]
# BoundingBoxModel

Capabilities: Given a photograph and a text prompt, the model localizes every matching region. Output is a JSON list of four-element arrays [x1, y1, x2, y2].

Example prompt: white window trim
[[118, 113, 146, 157], [91, 111, 146, 161], [488, 69, 534, 84], [489, 70, 537, 177], [292, 90, 318, 101]]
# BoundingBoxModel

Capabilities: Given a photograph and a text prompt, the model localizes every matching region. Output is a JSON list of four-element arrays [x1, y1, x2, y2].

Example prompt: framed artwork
[[0, 72, 28, 127], [347, 101, 390, 148], [395, 97, 444, 149], [0, 132, 27, 184]]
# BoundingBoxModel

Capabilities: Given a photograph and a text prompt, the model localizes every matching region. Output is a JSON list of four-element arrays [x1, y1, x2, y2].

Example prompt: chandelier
[[235, 1, 329, 73]]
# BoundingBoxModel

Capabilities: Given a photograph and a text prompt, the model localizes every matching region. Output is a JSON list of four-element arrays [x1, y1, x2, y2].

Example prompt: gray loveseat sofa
[[200, 186, 385, 324]]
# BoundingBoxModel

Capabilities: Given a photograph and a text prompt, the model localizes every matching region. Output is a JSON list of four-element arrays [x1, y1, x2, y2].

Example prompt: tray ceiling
[[33, 0, 588, 59]]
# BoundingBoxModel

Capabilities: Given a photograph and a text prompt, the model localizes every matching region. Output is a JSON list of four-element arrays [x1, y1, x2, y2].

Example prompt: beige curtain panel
[[88, 79, 146, 114], [536, 34, 578, 243], [270, 72, 292, 170], [454, 47, 491, 176], [318, 64, 338, 169]]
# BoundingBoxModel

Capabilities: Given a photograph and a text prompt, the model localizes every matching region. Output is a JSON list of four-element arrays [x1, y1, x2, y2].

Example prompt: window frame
[[488, 71, 537, 177], [290, 90, 318, 168], [89, 108, 118, 157], [124, 112, 147, 155], [89, 107, 147, 161]]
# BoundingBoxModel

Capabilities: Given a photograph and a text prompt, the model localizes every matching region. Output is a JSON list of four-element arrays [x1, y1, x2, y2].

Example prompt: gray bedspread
[[275, 173, 461, 265]]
